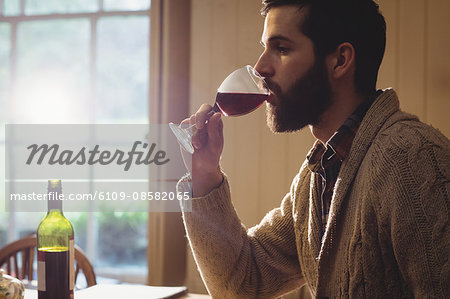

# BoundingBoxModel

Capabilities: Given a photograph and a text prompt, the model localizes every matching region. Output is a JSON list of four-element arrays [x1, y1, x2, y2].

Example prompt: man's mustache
[[264, 79, 282, 95]]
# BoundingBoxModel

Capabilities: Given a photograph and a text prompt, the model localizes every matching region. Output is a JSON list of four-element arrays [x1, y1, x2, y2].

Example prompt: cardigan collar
[[314, 88, 414, 262]]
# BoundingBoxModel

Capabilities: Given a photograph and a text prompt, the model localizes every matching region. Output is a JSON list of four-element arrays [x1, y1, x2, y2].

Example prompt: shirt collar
[[307, 91, 380, 172]]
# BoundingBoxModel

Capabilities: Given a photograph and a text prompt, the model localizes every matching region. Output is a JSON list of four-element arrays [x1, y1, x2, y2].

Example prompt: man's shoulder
[[365, 113, 450, 182], [375, 112, 449, 154], [359, 113, 449, 214]]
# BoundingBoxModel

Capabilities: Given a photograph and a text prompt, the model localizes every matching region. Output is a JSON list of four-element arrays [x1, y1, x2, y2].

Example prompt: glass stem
[[184, 103, 221, 130]]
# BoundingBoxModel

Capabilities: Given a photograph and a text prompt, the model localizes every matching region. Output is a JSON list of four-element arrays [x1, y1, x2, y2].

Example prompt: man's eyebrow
[[260, 35, 294, 46]]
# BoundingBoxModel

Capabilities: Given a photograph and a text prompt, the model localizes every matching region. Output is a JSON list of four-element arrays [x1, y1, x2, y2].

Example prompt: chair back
[[0, 235, 96, 288]]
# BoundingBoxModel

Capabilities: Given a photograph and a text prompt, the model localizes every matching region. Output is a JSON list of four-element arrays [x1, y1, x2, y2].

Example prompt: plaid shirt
[[307, 95, 378, 236]]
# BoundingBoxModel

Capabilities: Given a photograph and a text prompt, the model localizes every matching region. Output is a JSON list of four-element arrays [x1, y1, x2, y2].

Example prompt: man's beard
[[265, 58, 332, 133]]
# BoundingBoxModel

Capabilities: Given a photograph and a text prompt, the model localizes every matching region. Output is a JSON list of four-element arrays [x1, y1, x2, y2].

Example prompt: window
[[0, 0, 151, 284]]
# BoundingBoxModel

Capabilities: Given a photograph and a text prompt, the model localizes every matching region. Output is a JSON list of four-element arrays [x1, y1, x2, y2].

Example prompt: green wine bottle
[[37, 180, 74, 299]]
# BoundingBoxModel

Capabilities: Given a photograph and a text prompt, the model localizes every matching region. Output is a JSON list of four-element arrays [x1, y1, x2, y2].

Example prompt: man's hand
[[181, 104, 224, 197]]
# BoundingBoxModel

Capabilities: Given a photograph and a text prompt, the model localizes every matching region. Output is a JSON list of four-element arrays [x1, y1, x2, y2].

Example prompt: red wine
[[215, 92, 267, 116], [38, 248, 74, 299]]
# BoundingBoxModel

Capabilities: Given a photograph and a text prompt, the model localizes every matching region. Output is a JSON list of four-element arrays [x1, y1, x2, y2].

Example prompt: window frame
[[0, 0, 152, 283]]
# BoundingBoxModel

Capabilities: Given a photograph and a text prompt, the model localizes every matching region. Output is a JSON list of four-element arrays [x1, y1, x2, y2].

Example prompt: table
[[24, 284, 211, 298]]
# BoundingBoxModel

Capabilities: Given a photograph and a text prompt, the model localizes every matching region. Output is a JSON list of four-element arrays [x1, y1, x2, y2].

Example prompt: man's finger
[[195, 104, 214, 129], [207, 113, 223, 153]]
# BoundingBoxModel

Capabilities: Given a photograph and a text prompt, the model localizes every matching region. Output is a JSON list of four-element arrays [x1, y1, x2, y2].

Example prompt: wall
[[378, 0, 450, 134], [187, 0, 450, 295]]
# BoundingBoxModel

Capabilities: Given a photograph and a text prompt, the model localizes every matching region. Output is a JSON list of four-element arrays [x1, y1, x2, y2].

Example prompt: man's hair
[[261, 0, 386, 96]]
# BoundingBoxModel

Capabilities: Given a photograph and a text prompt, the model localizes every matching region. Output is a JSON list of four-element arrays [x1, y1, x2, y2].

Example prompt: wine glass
[[169, 65, 269, 154]]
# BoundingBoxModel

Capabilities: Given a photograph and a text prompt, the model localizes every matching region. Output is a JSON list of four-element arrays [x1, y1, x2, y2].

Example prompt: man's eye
[[277, 46, 289, 54]]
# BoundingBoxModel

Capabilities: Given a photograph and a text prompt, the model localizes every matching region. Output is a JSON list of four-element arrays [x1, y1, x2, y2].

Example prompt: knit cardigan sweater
[[181, 89, 450, 298]]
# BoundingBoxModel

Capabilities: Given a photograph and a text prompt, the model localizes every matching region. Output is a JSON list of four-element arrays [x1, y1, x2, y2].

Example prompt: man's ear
[[327, 42, 356, 79]]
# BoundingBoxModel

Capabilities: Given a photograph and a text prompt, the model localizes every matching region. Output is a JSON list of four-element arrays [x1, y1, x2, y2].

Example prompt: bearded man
[[178, 0, 450, 298]]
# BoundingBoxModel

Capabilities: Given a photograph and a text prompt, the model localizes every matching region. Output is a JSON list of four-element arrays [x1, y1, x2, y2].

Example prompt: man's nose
[[254, 52, 274, 79]]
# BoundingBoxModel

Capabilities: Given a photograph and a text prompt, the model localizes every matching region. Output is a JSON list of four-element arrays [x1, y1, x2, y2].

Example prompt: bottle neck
[[47, 193, 62, 212]]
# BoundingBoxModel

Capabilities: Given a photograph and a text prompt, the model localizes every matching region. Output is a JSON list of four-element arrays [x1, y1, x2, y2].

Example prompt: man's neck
[[310, 91, 366, 144]]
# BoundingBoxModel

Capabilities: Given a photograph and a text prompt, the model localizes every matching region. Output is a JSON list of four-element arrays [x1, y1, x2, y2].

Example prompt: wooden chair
[[0, 234, 96, 288]]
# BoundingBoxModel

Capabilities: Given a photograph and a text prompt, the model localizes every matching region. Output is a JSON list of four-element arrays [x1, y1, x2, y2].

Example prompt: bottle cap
[[48, 180, 62, 192]]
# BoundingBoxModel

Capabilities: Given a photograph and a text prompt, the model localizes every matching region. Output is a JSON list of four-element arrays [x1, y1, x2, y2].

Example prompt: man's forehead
[[262, 5, 306, 42]]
